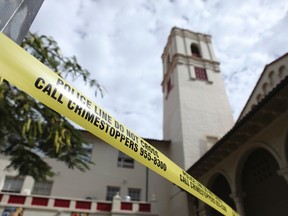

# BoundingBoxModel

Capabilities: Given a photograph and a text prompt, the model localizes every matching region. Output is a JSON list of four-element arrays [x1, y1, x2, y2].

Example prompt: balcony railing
[[0, 192, 158, 216]]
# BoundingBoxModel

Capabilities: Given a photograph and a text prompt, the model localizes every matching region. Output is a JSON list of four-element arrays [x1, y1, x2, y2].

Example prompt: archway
[[191, 44, 201, 58], [241, 148, 288, 216], [207, 174, 236, 216]]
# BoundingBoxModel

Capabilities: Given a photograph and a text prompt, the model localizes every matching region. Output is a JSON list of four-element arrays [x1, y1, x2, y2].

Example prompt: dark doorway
[[242, 148, 288, 216], [208, 174, 236, 216]]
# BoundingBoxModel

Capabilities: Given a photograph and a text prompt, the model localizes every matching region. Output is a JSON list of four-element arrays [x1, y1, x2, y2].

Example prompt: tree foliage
[[0, 32, 103, 180]]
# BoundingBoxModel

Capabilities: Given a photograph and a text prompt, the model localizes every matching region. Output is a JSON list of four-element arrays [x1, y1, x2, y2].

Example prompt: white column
[[230, 192, 246, 216], [277, 167, 288, 184], [112, 192, 121, 212], [21, 176, 34, 195], [150, 194, 158, 215], [197, 201, 208, 216]]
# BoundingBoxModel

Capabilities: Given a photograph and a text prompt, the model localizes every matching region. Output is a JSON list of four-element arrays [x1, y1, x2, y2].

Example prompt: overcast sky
[[31, 0, 288, 139]]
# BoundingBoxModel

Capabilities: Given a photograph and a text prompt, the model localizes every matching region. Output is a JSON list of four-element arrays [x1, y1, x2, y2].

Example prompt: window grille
[[81, 143, 93, 162], [2, 176, 24, 193], [32, 181, 53, 196], [118, 151, 134, 168], [128, 188, 141, 201], [106, 186, 120, 201], [195, 67, 208, 81]]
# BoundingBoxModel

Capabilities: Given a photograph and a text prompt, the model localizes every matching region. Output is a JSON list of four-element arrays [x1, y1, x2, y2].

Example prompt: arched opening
[[279, 65, 286, 80], [207, 174, 236, 216], [256, 93, 263, 102], [268, 71, 275, 87], [191, 44, 201, 58], [241, 148, 288, 216], [262, 82, 269, 95]]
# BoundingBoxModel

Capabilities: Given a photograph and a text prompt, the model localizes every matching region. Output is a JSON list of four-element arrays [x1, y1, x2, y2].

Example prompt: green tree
[[0, 32, 103, 180]]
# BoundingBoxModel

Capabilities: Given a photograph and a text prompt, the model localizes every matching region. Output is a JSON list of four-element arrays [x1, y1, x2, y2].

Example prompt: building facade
[[0, 135, 168, 216], [188, 53, 288, 216], [1, 27, 288, 216]]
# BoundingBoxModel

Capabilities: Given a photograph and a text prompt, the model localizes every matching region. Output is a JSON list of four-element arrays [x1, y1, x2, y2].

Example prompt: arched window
[[268, 71, 275, 87], [191, 44, 201, 58], [262, 82, 269, 95], [279, 65, 286, 80], [256, 93, 263, 102]]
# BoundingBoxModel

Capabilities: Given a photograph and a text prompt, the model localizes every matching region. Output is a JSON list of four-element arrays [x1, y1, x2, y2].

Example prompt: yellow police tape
[[0, 33, 239, 216]]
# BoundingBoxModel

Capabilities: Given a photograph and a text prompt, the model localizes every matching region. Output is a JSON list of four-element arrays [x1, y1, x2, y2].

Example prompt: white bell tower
[[162, 27, 234, 170]]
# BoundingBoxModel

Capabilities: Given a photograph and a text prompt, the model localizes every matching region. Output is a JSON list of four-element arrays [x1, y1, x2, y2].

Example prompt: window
[[268, 71, 275, 87], [118, 151, 134, 168], [32, 181, 53, 196], [256, 93, 263, 102], [128, 188, 141, 201], [278, 65, 286, 80], [191, 44, 201, 58], [81, 143, 93, 162], [106, 186, 120, 201], [262, 83, 269, 95], [2, 176, 24, 193], [195, 67, 208, 81]]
